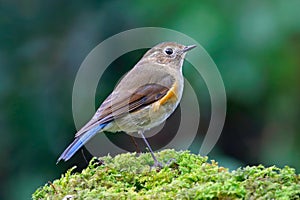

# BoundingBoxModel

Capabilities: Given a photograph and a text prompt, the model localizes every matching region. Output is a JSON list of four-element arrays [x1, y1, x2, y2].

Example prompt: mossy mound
[[33, 149, 300, 199]]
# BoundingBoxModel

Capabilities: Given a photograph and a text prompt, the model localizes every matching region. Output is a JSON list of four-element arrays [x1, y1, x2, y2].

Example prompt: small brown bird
[[57, 42, 196, 167]]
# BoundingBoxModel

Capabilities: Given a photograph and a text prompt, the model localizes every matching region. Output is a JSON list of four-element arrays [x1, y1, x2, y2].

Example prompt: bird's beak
[[182, 45, 197, 52]]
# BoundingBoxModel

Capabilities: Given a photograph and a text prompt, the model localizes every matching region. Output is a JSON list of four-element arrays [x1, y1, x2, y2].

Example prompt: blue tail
[[57, 123, 107, 163]]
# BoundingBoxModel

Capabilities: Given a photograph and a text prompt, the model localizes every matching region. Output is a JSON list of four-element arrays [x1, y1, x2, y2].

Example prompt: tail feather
[[57, 123, 107, 164]]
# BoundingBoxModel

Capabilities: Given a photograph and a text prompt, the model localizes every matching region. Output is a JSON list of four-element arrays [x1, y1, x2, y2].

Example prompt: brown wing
[[74, 83, 171, 137]]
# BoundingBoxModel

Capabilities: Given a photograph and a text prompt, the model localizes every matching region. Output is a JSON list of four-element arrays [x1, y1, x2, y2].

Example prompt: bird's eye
[[164, 48, 173, 55]]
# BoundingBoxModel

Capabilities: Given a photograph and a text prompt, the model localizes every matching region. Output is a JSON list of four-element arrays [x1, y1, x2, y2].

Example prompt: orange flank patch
[[153, 82, 178, 112]]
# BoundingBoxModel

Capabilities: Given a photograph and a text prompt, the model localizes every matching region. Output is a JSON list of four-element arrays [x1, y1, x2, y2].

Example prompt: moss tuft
[[33, 149, 300, 199]]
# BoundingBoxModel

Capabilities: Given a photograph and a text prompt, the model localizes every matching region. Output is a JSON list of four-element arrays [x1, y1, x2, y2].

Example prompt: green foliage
[[33, 149, 300, 199], [2, 1, 300, 199]]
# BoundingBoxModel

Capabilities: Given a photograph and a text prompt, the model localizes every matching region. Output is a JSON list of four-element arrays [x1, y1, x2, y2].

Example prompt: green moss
[[33, 149, 300, 199]]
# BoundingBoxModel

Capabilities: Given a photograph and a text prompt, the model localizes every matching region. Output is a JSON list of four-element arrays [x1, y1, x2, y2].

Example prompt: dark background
[[1, 1, 300, 199]]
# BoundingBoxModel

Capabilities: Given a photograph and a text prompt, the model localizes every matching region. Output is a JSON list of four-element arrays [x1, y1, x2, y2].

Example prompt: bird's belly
[[105, 99, 179, 133]]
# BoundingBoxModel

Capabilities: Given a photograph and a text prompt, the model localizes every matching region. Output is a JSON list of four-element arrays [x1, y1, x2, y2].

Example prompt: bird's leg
[[130, 136, 141, 155], [138, 131, 163, 168]]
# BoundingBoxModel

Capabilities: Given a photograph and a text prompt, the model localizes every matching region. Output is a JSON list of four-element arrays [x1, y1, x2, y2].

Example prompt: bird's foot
[[166, 158, 177, 166], [151, 160, 164, 170], [150, 158, 177, 171]]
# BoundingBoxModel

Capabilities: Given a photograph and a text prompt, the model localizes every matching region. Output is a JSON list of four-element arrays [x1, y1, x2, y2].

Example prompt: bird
[[57, 42, 196, 167]]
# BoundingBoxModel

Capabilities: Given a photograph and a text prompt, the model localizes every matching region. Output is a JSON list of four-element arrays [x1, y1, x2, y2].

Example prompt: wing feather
[[75, 82, 172, 137]]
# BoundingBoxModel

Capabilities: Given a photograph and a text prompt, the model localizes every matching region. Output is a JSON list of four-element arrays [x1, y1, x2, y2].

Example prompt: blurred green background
[[1, 0, 300, 199]]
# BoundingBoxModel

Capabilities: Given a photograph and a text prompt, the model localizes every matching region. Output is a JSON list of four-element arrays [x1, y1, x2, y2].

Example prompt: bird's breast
[[152, 79, 182, 112]]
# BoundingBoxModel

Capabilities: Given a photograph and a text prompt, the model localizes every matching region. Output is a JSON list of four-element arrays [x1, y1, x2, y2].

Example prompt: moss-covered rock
[[33, 149, 300, 199]]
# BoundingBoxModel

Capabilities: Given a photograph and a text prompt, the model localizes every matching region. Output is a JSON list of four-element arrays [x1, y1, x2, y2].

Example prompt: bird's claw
[[150, 158, 177, 170]]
